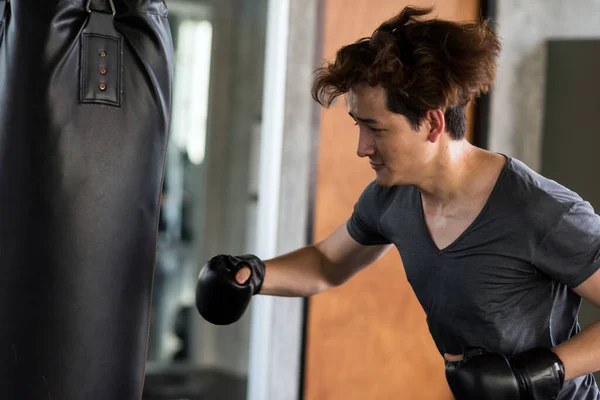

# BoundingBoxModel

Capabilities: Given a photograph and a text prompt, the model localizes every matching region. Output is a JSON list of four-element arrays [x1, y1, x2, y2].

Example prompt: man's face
[[347, 83, 432, 187]]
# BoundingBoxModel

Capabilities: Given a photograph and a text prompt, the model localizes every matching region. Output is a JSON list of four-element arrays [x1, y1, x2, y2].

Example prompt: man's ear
[[426, 109, 445, 143]]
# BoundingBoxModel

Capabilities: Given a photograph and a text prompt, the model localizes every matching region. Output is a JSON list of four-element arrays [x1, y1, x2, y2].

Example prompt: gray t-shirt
[[347, 156, 600, 399]]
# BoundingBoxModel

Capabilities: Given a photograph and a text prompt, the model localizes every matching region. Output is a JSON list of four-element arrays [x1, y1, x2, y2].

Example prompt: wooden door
[[304, 1, 480, 399]]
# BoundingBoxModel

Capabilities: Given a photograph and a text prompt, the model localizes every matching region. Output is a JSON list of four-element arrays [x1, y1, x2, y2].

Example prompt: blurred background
[[142, 0, 600, 399]]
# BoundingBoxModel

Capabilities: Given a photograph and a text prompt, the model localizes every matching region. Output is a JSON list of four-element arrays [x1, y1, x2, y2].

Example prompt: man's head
[[311, 6, 501, 186]]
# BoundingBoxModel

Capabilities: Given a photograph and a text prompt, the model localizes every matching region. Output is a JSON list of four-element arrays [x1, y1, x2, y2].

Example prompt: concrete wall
[[489, 0, 600, 170]]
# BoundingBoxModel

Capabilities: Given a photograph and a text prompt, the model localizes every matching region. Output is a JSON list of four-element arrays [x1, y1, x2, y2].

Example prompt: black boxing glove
[[195, 254, 266, 325], [445, 347, 565, 400]]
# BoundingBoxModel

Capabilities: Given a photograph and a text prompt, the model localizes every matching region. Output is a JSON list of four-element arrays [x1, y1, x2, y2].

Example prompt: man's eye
[[353, 121, 384, 133]]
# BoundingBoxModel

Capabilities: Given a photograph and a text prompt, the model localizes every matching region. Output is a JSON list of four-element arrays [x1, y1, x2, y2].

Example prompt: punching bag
[[0, 0, 173, 399]]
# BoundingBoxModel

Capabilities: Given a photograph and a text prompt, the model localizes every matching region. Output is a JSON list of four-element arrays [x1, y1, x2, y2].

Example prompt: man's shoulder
[[503, 157, 583, 212]]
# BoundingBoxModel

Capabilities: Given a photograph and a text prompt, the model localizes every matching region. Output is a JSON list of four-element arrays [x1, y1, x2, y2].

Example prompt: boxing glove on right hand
[[195, 254, 266, 325], [446, 348, 520, 400], [445, 347, 565, 400]]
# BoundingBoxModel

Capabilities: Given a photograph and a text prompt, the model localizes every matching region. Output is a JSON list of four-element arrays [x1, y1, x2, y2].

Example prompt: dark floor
[[143, 367, 247, 400]]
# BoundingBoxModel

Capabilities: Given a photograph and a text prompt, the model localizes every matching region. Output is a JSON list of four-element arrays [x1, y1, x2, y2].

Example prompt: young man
[[195, 6, 600, 399]]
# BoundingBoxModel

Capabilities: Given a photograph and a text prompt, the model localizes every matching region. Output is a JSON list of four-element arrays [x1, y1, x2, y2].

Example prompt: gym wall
[[489, 0, 600, 171], [303, 1, 480, 399]]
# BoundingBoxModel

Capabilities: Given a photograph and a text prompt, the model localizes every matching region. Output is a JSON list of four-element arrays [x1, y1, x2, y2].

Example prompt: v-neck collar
[[416, 155, 511, 254]]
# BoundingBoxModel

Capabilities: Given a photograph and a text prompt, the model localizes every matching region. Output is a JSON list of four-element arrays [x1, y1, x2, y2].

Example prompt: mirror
[[143, 0, 269, 398]]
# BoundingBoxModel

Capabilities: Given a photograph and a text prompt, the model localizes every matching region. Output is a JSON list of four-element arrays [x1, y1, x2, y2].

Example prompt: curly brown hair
[[311, 6, 501, 140]]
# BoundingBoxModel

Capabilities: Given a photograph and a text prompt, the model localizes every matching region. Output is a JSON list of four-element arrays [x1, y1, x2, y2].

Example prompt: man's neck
[[417, 141, 501, 212]]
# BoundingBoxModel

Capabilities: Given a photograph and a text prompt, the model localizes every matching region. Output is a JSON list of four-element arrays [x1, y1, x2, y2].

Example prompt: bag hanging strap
[[80, 0, 123, 106], [86, 0, 116, 16]]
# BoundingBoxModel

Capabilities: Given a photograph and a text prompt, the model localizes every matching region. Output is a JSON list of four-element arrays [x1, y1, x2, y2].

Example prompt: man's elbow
[[318, 258, 352, 290]]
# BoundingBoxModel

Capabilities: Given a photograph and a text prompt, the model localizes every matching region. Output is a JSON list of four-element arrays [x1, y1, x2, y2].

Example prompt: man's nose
[[356, 129, 375, 158]]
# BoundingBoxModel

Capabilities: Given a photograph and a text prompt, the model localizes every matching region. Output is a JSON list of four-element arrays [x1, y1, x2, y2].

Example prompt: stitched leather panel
[[80, 11, 122, 106]]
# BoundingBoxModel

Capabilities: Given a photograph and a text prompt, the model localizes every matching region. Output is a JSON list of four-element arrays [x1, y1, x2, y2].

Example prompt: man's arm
[[197, 181, 390, 325], [246, 223, 392, 297], [552, 268, 600, 380], [525, 201, 600, 381]]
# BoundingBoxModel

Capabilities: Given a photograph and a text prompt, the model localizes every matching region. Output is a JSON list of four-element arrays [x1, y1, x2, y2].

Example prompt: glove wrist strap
[[510, 347, 565, 400]]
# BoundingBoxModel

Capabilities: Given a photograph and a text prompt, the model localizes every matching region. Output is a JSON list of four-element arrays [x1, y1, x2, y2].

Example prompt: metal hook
[[85, 0, 116, 16]]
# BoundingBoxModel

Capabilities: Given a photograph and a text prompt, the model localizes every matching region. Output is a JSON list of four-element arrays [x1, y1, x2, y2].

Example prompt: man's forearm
[[553, 320, 600, 380], [258, 245, 334, 297]]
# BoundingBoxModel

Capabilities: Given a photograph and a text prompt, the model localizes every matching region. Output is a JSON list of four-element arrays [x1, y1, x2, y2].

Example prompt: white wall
[[489, 0, 600, 170]]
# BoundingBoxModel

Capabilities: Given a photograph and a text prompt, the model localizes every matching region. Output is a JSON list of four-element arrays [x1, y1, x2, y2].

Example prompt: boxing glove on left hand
[[195, 254, 266, 325], [445, 346, 565, 400]]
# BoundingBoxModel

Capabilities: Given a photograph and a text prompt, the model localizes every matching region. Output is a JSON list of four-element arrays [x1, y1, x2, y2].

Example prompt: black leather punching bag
[[0, 0, 173, 398]]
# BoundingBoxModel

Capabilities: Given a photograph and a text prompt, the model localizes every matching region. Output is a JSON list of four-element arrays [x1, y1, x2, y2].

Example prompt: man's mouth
[[369, 161, 385, 170]]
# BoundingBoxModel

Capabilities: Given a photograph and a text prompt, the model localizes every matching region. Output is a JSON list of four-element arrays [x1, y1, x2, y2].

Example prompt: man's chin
[[375, 170, 407, 187], [374, 173, 394, 187]]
